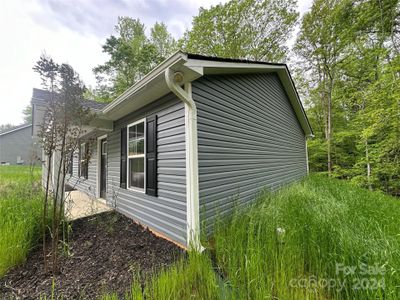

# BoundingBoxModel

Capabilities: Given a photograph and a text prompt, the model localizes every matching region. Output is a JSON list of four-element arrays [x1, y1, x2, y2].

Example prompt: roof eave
[[102, 51, 188, 115], [99, 52, 313, 136]]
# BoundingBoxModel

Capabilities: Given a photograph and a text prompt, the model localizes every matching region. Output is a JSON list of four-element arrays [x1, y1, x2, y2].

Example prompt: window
[[127, 119, 145, 191], [79, 143, 89, 179]]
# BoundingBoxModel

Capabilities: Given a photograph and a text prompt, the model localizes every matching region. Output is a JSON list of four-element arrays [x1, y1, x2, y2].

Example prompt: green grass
[[102, 175, 400, 299], [101, 252, 222, 300], [212, 175, 400, 299], [0, 165, 44, 277]]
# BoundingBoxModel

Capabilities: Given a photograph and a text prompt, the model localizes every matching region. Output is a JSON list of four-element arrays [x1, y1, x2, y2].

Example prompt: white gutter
[[165, 68, 203, 251]]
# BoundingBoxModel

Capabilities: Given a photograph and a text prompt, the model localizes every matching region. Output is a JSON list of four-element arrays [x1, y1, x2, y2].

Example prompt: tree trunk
[[365, 139, 372, 191], [43, 152, 52, 272], [52, 147, 65, 275], [327, 98, 332, 175], [327, 77, 333, 176]]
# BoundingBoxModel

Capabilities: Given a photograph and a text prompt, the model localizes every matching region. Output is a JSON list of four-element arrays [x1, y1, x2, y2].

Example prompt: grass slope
[[103, 175, 400, 299], [0, 166, 43, 277], [213, 175, 400, 299]]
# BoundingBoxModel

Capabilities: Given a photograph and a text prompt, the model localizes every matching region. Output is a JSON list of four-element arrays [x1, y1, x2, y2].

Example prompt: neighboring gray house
[[0, 124, 41, 165], [32, 52, 313, 249]]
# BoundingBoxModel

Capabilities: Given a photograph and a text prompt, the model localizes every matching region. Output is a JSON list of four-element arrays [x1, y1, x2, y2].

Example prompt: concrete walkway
[[65, 190, 111, 220]]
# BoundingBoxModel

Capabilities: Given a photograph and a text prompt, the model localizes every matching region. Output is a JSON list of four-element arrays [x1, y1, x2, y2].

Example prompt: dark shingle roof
[[186, 52, 286, 66], [31, 88, 107, 112]]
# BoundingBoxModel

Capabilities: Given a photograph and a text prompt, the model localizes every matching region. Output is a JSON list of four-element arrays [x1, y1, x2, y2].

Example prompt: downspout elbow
[[165, 68, 197, 113]]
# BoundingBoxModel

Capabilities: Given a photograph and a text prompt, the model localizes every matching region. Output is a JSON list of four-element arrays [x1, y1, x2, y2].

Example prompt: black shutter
[[146, 115, 157, 196], [120, 127, 127, 188]]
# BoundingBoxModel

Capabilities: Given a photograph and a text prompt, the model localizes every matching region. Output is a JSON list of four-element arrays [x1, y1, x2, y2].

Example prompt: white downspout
[[305, 136, 310, 175], [165, 68, 202, 251]]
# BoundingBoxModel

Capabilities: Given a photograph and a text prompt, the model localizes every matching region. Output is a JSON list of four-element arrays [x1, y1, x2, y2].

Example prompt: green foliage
[[145, 252, 220, 300], [93, 17, 177, 102], [0, 166, 44, 277], [213, 175, 400, 299], [22, 105, 32, 124], [180, 0, 298, 62], [100, 252, 220, 300], [296, 0, 400, 195]]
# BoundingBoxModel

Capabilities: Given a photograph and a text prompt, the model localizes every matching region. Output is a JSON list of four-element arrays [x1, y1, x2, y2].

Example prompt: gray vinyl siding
[[66, 143, 98, 198], [0, 125, 41, 165], [192, 73, 307, 230], [65, 93, 186, 246]]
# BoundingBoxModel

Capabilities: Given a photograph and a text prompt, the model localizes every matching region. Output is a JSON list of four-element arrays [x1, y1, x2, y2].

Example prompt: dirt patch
[[0, 212, 184, 299]]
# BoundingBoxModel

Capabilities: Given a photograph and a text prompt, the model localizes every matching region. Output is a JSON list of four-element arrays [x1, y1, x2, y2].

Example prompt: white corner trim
[[96, 134, 107, 198], [165, 68, 202, 251]]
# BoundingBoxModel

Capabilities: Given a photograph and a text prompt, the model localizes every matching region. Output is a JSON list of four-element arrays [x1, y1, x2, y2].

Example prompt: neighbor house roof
[[102, 51, 313, 137], [0, 124, 32, 136], [31, 88, 107, 112]]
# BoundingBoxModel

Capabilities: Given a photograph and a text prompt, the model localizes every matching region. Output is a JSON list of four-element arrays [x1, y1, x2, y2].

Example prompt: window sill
[[127, 187, 145, 194]]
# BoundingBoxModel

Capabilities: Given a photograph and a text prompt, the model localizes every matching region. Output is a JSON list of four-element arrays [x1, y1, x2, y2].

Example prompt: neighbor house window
[[79, 143, 89, 179], [127, 119, 145, 191]]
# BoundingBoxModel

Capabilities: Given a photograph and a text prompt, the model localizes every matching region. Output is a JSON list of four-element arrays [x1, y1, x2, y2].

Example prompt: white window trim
[[127, 118, 146, 193]]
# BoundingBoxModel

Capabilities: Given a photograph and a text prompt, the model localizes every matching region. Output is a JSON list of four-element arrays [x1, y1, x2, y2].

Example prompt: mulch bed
[[0, 212, 184, 299]]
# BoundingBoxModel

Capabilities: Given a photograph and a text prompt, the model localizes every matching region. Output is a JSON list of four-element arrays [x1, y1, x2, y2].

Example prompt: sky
[[0, 0, 312, 125]]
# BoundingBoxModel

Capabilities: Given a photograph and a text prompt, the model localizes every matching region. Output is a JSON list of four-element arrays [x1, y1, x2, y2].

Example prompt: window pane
[[128, 122, 145, 156], [129, 157, 144, 189], [136, 139, 144, 154], [129, 126, 136, 155], [137, 122, 144, 139], [129, 140, 137, 156]]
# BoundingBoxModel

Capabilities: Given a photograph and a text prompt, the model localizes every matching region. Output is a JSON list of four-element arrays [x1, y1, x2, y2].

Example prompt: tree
[[22, 105, 32, 124], [93, 17, 177, 102], [180, 0, 298, 62], [150, 22, 177, 61], [296, 0, 400, 195], [0, 124, 15, 133], [34, 54, 94, 273], [295, 0, 350, 176]]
